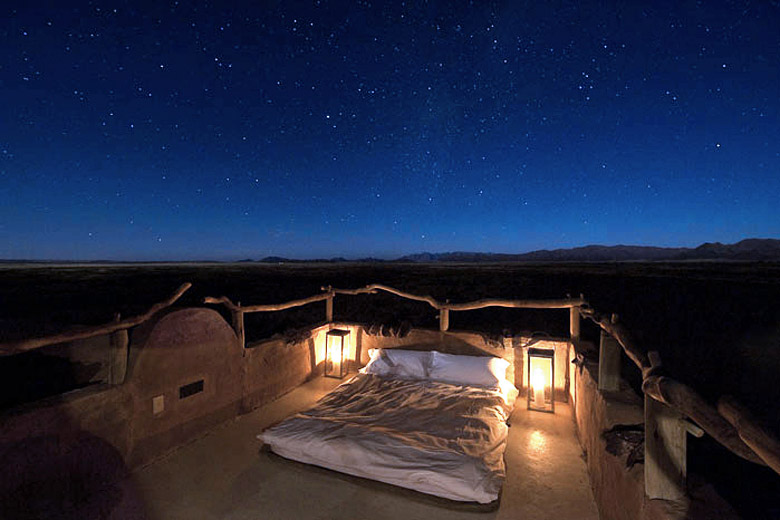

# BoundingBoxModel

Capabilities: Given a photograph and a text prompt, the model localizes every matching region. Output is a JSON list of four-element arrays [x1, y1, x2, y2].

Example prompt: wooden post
[[107, 313, 128, 385], [567, 305, 580, 403], [598, 330, 621, 392], [439, 307, 450, 332], [645, 394, 688, 500], [232, 306, 245, 349], [569, 306, 580, 345], [326, 292, 334, 322]]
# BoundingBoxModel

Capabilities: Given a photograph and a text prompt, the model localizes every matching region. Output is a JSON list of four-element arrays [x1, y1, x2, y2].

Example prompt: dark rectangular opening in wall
[[179, 379, 204, 399]]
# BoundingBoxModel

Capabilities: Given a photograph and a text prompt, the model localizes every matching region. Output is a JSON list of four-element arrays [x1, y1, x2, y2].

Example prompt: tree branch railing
[[203, 293, 331, 313], [325, 283, 586, 311], [0, 283, 193, 357], [579, 305, 779, 480], [203, 284, 586, 346]]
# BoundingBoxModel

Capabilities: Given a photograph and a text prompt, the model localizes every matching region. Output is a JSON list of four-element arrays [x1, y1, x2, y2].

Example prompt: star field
[[1, 1, 778, 260]]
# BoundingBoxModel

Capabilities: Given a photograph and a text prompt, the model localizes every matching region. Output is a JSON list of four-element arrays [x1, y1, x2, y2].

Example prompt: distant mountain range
[[252, 238, 780, 263], [395, 238, 780, 263], [3, 238, 779, 264]]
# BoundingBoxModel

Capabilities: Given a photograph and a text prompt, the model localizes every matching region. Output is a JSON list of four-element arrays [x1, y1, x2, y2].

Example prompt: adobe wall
[[241, 334, 315, 413], [573, 359, 645, 520], [0, 307, 321, 513], [126, 308, 245, 467], [572, 359, 740, 520]]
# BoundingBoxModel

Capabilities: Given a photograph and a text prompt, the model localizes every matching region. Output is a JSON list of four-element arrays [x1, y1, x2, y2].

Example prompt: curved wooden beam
[[204, 293, 330, 313], [718, 396, 780, 473], [643, 376, 765, 466], [447, 297, 586, 311], [362, 284, 442, 308], [0, 282, 193, 356], [203, 295, 239, 311], [579, 306, 651, 375], [325, 284, 585, 312], [321, 286, 377, 296]]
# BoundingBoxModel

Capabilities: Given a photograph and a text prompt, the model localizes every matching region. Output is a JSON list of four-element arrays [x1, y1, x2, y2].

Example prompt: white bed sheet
[[258, 373, 516, 504]]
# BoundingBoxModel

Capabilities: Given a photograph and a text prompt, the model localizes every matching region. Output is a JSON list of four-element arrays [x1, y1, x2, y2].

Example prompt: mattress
[[258, 373, 516, 503]]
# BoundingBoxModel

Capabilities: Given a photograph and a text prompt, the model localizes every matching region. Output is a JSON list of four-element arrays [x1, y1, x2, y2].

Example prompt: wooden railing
[[580, 306, 780, 499], [203, 284, 586, 348], [0, 283, 192, 357], [0, 283, 193, 385]]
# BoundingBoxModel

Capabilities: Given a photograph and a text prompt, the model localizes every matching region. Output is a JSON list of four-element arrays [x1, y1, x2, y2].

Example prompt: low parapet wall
[[0, 307, 317, 516], [572, 359, 739, 520]]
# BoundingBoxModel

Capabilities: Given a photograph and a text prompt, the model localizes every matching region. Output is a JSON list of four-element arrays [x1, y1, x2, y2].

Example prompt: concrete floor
[[128, 377, 599, 520]]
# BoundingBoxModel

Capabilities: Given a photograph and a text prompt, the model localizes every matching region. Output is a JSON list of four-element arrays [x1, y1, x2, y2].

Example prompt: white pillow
[[360, 348, 431, 380], [429, 351, 510, 388]]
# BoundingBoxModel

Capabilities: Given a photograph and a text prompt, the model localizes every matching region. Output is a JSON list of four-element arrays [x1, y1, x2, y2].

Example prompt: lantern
[[527, 347, 554, 413], [324, 329, 350, 378]]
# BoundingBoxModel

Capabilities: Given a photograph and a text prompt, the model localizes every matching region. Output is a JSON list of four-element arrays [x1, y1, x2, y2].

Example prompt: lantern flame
[[531, 367, 545, 391], [531, 367, 546, 404]]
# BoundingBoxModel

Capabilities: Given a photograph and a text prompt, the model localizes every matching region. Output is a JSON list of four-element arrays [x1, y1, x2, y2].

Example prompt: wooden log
[[322, 286, 377, 296], [0, 283, 192, 356], [598, 330, 621, 392], [569, 306, 581, 343], [204, 292, 330, 313], [363, 284, 441, 308], [683, 420, 705, 438], [718, 395, 780, 475], [326, 293, 334, 322], [579, 306, 651, 374], [439, 307, 450, 332], [643, 376, 765, 465], [447, 297, 587, 311], [324, 284, 585, 311], [645, 394, 688, 500], [231, 307, 245, 349]]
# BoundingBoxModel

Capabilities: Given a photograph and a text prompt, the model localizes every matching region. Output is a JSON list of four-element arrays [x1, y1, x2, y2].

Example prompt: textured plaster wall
[[573, 360, 645, 520], [126, 308, 244, 467], [241, 336, 313, 413], [0, 306, 321, 512], [572, 359, 739, 520]]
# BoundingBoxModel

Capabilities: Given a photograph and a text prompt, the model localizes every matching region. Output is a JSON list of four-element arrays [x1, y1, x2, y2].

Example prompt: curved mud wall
[[572, 360, 739, 520], [0, 306, 318, 513], [127, 308, 244, 467]]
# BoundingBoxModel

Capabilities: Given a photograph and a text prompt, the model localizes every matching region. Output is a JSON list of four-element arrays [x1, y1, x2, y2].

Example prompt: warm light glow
[[531, 367, 545, 391], [531, 367, 545, 404], [528, 430, 548, 454], [324, 328, 351, 378], [327, 337, 343, 374], [527, 348, 554, 412]]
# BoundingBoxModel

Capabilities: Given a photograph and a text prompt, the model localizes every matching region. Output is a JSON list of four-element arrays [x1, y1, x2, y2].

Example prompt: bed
[[258, 348, 518, 504]]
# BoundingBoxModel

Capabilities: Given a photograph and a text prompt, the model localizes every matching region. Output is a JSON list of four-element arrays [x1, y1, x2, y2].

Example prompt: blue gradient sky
[[1, 1, 778, 260]]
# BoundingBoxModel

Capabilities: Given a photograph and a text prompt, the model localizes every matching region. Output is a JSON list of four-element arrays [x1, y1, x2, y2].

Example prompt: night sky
[[1, 1, 778, 260]]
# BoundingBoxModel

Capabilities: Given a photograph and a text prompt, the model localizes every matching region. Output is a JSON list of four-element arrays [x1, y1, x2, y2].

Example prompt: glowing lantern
[[527, 347, 554, 413], [324, 329, 350, 379]]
